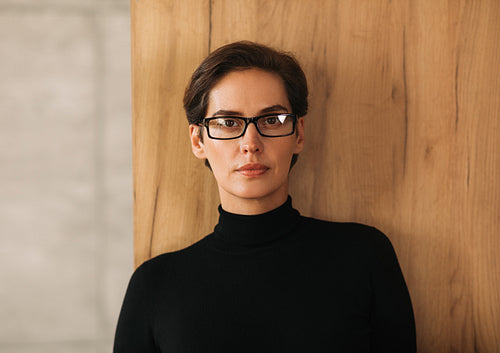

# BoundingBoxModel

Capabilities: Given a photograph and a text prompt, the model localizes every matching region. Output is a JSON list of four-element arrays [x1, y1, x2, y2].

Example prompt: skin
[[189, 68, 305, 215]]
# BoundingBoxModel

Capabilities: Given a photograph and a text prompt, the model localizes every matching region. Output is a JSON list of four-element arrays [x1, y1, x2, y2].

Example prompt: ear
[[189, 124, 207, 159], [294, 117, 305, 154]]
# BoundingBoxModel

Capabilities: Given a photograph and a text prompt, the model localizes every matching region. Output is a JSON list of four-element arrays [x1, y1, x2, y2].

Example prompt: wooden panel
[[131, 0, 218, 267], [131, 0, 500, 351]]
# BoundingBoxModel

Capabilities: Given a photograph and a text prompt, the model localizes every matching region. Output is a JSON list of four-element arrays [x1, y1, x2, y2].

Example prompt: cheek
[[270, 143, 296, 173], [275, 140, 297, 158], [205, 144, 233, 174]]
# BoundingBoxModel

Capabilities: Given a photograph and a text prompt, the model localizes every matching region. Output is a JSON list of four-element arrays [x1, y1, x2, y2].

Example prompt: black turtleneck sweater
[[114, 198, 416, 353]]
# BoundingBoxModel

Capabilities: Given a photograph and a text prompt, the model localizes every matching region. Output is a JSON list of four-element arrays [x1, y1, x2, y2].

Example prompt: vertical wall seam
[[208, 0, 213, 53], [149, 186, 160, 260], [402, 26, 408, 178], [467, 153, 470, 189], [455, 54, 460, 133]]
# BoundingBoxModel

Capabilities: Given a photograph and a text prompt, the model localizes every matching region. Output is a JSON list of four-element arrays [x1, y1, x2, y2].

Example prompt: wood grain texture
[[131, 0, 500, 351], [131, 0, 218, 267]]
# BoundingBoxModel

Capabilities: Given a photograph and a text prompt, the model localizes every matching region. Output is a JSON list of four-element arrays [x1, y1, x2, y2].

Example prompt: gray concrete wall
[[0, 1, 133, 352]]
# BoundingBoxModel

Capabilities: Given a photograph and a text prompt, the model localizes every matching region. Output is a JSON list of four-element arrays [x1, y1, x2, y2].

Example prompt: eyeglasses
[[199, 113, 297, 140]]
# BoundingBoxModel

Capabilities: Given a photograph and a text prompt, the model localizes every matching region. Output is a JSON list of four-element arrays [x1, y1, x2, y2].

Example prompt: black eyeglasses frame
[[198, 113, 298, 140]]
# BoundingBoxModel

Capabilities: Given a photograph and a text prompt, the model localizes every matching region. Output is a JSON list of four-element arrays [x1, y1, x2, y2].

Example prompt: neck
[[218, 184, 289, 215], [213, 195, 300, 249]]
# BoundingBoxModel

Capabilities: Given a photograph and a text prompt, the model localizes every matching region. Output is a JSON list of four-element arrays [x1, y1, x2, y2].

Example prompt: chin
[[231, 183, 285, 201], [234, 190, 273, 200]]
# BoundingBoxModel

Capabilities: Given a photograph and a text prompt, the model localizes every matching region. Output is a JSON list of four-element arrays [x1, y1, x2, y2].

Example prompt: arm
[[113, 264, 159, 353], [369, 230, 417, 353]]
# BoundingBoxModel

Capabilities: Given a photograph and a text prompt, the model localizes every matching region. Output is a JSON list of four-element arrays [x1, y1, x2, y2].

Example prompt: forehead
[[207, 68, 291, 115]]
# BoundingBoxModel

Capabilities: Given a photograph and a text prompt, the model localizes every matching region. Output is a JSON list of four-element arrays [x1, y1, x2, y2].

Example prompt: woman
[[114, 41, 416, 352]]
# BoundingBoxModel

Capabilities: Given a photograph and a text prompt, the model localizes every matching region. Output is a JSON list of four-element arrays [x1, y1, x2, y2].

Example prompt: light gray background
[[1, 1, 133, 352]]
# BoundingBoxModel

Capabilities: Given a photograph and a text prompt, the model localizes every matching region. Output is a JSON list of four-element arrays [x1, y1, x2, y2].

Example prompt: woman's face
[[189, 68, 305, 215]]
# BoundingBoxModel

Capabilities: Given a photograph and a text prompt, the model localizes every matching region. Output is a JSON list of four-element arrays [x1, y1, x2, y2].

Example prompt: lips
[[236, 163, 269, 177]]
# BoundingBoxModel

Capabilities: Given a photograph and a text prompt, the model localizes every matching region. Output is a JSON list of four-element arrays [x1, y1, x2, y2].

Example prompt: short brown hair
[[183, 41, 308, 125]]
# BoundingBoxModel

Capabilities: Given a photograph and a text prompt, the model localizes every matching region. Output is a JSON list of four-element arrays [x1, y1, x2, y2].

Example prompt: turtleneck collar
[[212, 196, 301, 248]]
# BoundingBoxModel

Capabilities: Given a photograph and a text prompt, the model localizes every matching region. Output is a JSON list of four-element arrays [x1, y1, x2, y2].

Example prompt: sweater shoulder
[[299, 215, 382, 235], [298, 216, 394, 251], [133, 233, 213, 279], [296, 217, 401, 273]]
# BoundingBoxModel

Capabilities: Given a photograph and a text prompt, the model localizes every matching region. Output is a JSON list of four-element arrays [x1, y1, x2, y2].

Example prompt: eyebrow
[[210, 104, 290, 117]]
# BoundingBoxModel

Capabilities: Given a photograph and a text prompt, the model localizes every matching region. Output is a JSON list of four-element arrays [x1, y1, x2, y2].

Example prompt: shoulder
[[296, 217, 404, 280], [131, 233, 213, 281], [300, 216, 389, 241], [297, 216, 396, 257]]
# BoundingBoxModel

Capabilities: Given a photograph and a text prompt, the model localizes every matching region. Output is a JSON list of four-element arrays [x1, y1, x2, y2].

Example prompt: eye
[[263, 116, 279, 125], [211, 117, 242, 129], [223, 119, 237, 127]]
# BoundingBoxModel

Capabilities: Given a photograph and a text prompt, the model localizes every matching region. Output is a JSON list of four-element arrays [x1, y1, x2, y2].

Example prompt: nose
[[240, 122, 263, 154]]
